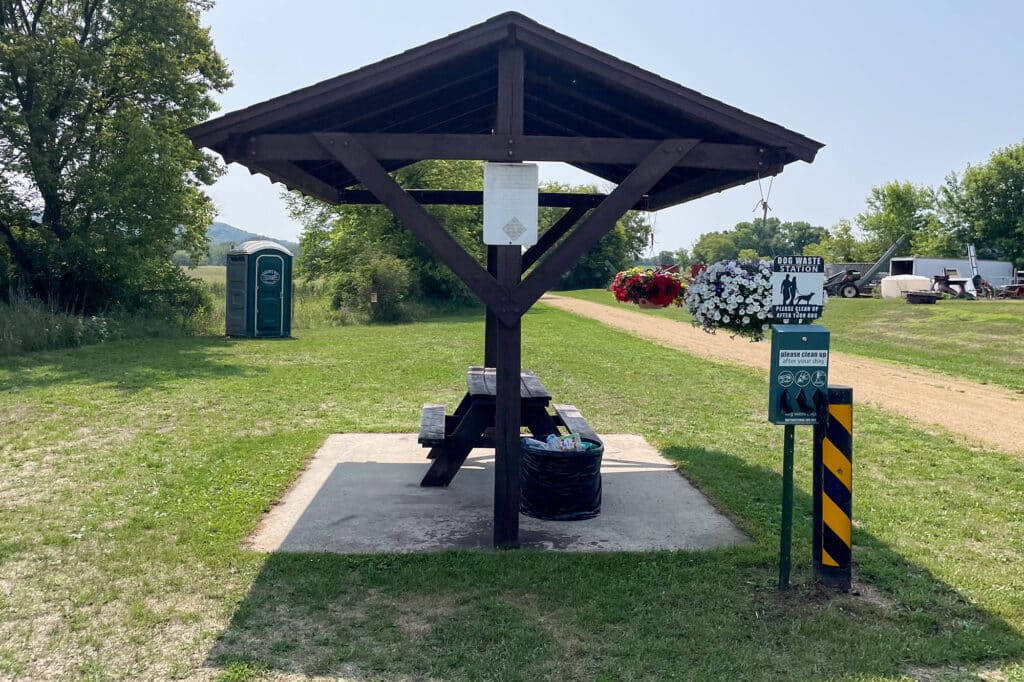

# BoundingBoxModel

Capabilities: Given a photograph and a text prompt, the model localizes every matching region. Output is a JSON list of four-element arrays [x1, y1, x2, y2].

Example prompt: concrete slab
[[247, 433, 748, 553]]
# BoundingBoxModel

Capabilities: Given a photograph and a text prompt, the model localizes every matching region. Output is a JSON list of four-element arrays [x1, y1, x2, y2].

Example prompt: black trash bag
[[520, 438, 603, 521]]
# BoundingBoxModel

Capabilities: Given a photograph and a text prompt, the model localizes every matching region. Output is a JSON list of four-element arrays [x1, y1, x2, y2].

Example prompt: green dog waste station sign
[[769, 325, 830, 425]]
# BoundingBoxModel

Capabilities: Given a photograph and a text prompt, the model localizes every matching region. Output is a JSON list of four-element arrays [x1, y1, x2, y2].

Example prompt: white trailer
[[889, 257, 1015, 287]]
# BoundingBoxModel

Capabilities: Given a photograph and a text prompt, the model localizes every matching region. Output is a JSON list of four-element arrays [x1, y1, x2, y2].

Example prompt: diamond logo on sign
[[502, 217, 526, 240]]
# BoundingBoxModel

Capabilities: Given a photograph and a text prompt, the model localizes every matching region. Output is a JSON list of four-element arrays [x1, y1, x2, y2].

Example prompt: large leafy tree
[[855, 181, 937, 257], [0, 0, 230, 311], [943, 141, 1024, 265]]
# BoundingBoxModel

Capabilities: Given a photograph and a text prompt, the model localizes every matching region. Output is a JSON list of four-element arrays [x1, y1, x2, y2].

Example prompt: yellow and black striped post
[[813, 385, 853, 590]]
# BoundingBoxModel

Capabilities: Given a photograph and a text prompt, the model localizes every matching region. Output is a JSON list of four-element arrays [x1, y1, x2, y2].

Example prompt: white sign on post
[[483, 163, 539, 246], [770, 256, 825, 321]]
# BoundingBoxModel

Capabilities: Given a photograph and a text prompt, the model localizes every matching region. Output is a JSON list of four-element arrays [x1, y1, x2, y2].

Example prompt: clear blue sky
[[201, 0, 1024, 254]]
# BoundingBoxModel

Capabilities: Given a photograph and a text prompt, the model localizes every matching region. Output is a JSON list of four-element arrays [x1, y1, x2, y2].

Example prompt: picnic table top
[[466, 366, 551, 401]]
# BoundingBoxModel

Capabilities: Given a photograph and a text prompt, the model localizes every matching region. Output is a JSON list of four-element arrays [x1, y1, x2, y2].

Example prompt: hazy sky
[[200, 0, 1024, 254]]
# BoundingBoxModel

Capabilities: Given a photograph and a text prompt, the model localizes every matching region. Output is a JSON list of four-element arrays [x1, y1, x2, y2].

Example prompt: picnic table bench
[[419, 366, 601, 487]]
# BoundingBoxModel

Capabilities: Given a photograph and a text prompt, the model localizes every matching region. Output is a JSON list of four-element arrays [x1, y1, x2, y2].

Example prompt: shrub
[[331, 254, 414, 323]]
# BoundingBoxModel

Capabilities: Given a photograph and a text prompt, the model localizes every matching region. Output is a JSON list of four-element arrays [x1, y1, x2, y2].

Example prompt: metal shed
[[226, 240, 293, 338]]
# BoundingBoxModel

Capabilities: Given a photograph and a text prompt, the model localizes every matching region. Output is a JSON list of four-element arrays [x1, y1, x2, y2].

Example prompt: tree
[[951, 141, 1024, 265], [855, 181, 935, 257], [691, 231, 738, 264], [802, 219, 872, 262], [291, 160, 486, 304], [0, 1, 230, 312]]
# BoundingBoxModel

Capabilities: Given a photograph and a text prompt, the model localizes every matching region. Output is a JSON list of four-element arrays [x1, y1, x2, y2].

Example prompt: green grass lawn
[[559, 288, 1024, 393], [183, 264, 228, 285], [2, 306, 1023, 680]]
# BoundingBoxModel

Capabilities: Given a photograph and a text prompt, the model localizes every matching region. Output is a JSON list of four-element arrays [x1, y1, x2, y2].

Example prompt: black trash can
[[520, 439, 603, 521]]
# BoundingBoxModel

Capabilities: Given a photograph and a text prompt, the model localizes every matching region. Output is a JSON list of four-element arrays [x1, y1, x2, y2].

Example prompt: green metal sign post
[[779, 424, 795, 590]]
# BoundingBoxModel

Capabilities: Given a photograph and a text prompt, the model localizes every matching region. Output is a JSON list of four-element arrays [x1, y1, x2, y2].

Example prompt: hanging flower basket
[[610, 267, 687, 308], [684, 259, 774, 341]]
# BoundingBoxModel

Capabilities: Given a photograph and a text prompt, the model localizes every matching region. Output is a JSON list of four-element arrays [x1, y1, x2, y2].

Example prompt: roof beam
[[336, 189, 649, 209], [244, 133, 780, 171], [646, 166, 785, 211]]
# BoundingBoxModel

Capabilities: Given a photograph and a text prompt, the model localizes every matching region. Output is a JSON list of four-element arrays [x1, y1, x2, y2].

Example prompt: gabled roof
[[188, 12, 822, 209]]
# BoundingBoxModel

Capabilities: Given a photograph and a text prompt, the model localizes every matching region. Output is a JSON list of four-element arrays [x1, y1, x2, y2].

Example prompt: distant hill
[[173, 222, 300, 266], [207, 222, 299, 253]]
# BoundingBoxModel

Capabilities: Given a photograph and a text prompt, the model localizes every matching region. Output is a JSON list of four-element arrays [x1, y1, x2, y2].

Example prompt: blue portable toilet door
[[254, 254, 285, 336]]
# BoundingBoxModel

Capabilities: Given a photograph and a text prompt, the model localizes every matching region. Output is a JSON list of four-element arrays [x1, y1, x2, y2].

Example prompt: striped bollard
[[813, 386, 853, 590]]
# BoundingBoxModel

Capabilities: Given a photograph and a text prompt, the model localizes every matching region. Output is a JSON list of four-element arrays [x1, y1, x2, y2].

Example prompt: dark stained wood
[[512, 24, 822, 161], [247, 133, 775, 170], [418, 404, 447, 446], [337, 189, 643, 209], [646, 165, 785, 211], [496, 45, 525, 137], [186, 22, 510, 146], [252, 161, 339, 204], [552, 403, 602, 445], [465, 367, 551, 400], [522, 206, 587, 271], [315, 132, 517, 326], [420, 400, 493, 487], [492, 42, 525, 549], [515, 139, 700, 312], [493, 245, 522, 549]]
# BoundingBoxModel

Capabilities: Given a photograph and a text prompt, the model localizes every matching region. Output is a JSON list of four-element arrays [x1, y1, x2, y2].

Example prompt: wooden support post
[[492, 41, 525, 549], [493, 246, 522, 548]]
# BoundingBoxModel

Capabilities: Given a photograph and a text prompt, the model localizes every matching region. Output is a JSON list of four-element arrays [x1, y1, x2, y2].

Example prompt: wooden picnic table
[[419, 366, 600, 487]]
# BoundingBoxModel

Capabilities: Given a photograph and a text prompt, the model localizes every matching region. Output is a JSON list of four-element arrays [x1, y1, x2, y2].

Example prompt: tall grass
[[0, 294, 192, 357], [201, 278, 345, 335]]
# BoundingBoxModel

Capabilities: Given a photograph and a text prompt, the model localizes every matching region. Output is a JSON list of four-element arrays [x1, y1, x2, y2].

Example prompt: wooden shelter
[[187, 11, 823, 549]]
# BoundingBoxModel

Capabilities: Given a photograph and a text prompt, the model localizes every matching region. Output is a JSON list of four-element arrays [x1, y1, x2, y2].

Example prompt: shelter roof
[[188, 12, 823, 209]]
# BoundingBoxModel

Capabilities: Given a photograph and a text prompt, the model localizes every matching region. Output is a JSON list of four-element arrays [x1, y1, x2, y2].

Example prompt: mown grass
[[559, 288, 1024, 393], [1, 306, 1023, 679]]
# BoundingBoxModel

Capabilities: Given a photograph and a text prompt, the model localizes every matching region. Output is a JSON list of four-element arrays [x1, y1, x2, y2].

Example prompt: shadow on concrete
[[204, 445, 1024, 680]]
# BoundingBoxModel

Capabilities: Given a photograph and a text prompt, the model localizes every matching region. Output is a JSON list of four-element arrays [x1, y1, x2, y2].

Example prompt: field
[[560, 289, 1024, 393], [2, 302, 1024, 680]]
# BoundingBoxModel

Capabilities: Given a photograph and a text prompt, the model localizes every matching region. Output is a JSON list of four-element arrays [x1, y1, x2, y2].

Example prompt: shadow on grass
[[0, 335, 249, 393], [204, 446, 1024, 681]]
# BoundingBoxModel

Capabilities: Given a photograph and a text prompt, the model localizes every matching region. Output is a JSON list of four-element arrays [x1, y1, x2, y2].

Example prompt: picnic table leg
[[426, 391, 475, 460], [420, 400, 491, 487]]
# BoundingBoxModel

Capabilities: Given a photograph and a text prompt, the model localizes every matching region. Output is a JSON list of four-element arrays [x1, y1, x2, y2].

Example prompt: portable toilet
[[225, 240, 293, 338]]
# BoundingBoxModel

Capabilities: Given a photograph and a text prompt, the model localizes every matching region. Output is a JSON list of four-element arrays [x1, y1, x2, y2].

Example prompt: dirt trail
[[542, 294, 1024, 456]]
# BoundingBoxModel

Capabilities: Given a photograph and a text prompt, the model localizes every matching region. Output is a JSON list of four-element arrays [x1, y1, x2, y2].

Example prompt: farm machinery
[[824, 236, 907, 298]]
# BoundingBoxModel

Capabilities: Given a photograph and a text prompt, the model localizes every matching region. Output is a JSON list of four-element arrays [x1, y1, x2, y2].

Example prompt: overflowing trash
[[520, 434, 599, 453], [520, 434, 603, 521]]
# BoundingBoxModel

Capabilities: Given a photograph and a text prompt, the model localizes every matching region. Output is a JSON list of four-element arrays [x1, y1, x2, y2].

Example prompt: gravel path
[[543, 294, 1024, 456]]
